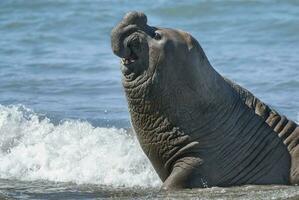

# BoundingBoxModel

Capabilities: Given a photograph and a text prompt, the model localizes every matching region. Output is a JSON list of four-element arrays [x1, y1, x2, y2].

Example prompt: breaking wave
[[0, 105, 161, 188]]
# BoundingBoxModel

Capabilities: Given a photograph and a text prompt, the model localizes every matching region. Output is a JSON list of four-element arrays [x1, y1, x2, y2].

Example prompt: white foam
[[0, 105, 161, 187]]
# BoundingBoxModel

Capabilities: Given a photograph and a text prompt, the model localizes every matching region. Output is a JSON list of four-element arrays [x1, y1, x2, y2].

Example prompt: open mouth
[[121, 51, 138, 66]]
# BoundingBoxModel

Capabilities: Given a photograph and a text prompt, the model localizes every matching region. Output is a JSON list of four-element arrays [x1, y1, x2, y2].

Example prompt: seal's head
[[111, 11, 210, 89]]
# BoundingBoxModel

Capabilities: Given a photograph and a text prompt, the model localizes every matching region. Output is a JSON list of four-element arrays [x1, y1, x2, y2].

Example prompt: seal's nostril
[[123, 11, 147, 27]]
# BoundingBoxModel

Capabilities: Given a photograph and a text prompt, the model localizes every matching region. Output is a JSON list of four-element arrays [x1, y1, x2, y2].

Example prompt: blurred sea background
[[0, 0, 298, 199]]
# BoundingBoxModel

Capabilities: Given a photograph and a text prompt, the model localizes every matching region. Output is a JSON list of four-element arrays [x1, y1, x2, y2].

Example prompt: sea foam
[[0, 105, 161, 187]]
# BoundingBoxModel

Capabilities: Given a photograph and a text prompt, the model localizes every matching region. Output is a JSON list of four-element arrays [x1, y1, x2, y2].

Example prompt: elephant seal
[[110, 11, 299, 189]]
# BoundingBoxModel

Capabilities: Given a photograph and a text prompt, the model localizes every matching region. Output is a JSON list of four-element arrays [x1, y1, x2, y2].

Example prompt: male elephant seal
[[110, 11, 299, 189]]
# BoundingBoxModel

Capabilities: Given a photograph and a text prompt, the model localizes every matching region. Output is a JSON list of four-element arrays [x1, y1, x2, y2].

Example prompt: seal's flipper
[[161, 157, 207, 190]]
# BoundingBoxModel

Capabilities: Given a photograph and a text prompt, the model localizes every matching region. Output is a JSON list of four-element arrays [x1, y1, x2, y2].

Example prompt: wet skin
[[111, 12, 299, 189]]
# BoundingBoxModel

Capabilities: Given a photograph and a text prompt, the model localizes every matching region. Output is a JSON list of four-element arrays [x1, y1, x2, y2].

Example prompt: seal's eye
[[154, 32, 161, 40]]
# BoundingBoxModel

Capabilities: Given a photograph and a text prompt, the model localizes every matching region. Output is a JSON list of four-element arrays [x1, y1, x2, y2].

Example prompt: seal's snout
[[123, 11, 147, 27], [111, 11, 147, 59]]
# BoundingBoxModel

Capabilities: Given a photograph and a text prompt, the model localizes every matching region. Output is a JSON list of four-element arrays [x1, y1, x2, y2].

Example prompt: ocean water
[[0, 0, 298, 199]]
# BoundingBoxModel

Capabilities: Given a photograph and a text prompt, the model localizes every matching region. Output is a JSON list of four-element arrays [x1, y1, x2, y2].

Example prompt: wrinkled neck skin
[[122, 49, 236, 180], [124, 47, 236, 131]]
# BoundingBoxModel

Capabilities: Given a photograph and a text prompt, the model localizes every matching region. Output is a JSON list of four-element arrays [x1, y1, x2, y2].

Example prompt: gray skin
[[110, 11, 299, 189]]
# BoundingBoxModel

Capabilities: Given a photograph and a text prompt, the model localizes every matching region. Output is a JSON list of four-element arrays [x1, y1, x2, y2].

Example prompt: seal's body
[[110, 11, 299, 189]]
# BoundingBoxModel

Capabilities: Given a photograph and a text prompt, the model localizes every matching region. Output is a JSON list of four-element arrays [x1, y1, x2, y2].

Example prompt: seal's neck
[[123, 55, 238, 133]]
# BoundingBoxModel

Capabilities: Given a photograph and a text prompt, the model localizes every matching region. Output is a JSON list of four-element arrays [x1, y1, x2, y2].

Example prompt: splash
[[0, 105, 161, 187]]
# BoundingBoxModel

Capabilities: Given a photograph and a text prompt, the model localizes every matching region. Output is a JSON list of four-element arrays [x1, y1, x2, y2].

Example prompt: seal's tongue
[[111, 11, 154, 60]]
